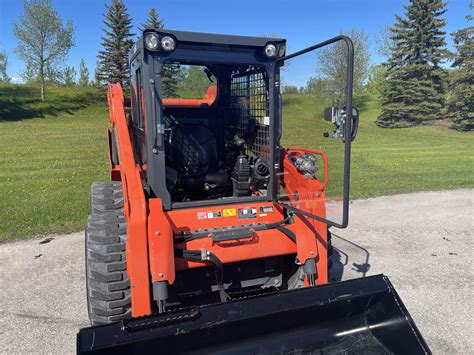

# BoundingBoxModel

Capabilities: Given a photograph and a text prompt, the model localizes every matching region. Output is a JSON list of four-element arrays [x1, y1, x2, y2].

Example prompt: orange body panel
[[169, 202, 289, 269], [108, 84, 330, 317], [107, 84, 152, 317], [282, 148, 329, 283], [148, 198, 176, 284]]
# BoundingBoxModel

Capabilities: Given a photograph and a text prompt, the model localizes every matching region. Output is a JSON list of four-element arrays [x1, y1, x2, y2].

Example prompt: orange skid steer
[[77, 30, 430, 354]]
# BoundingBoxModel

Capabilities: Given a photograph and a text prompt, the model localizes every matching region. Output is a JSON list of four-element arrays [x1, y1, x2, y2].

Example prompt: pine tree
[[449, 9, 473, 131], [162, 63, 185, 97], [93, 60, 102, 86], [78, 59, 90, 86], [97, 0, 134, 89], [140, 8, 163, 31], [377, 0, 449, 128], [63, 66, 76, 86]]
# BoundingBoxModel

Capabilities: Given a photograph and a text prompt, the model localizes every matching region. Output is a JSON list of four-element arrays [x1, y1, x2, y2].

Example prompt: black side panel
[[77, 275, 430, 355]]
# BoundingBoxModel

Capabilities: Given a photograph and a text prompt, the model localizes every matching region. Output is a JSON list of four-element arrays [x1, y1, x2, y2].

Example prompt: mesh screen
[[230, 68, 270, 159]]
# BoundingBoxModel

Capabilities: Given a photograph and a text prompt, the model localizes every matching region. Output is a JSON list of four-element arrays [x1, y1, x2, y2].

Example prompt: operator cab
[[129, 29, 286, 209], [129, 29, 357, 228]]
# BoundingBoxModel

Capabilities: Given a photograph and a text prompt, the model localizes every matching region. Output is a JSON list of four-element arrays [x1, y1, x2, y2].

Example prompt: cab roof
[[142, 28, 286, 47]]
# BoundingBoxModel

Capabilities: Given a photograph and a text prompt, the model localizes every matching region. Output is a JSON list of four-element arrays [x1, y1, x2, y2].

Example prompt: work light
[[264, 43, 277, 58], [161, 36, 176, 52], [145, 33, 159, 50]]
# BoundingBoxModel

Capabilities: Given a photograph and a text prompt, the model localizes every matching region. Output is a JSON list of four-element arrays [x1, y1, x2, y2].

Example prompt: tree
[[315, 28, 370, 106], [63, 66, 76, 86], [0, 51, 10, 82], [160, 63, 184, 97], [78, 59, 90, 86], [140, 8, 163, 32], [46, 62, 64, 84], [97, 0, 134, 89], [306, 77, 329, 99], [14, 0, 74, 100], [282, 85, 299, 94], [93, 60, 102, 86], [365, 64, 387, 96], [21, 57, 38, 83], [377, 0, 449, 128], [449, 8, 473, 131]]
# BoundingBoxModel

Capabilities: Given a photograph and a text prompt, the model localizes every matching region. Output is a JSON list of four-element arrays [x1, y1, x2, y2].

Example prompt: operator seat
[[166, 122, 230, 195]]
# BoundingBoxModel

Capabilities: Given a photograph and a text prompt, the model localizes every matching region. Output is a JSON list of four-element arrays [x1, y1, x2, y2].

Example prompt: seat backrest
[[168, 124, 218, 177]]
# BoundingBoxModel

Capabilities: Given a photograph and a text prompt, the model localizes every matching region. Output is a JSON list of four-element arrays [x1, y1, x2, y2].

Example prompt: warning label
[[223, 208, 237, 217], [260, 206, 274, 213], [238, 207, 257, 220], [207, 211, 222, 219]]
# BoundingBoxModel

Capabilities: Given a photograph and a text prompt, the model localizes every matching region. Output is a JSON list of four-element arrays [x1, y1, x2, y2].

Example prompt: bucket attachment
[[77, 274, 430, 354]]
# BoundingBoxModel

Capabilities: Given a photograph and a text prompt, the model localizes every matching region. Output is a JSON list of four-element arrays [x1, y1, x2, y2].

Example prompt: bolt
[[149, 79, 155, 84], [274, 279, 279, 284], [310, 250, 314, 255], [152, 148, 158, 154], [158, 273, 164, 277], [155, 231, 160, 236]]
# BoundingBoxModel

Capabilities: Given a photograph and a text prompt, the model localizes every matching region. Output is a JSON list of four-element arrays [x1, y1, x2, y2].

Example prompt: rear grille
[[230, 67, 270, 159]]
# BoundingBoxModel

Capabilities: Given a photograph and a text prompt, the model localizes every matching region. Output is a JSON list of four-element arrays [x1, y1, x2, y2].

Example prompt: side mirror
[[323, 107, 359, 142]]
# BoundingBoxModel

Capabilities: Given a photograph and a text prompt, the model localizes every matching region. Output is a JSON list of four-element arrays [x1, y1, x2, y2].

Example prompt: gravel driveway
[[0, 189, 472, 354]]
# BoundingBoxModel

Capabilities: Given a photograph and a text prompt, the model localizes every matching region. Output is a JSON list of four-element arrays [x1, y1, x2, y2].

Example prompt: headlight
[[161, 36, 176, 52], [264, 43, 277, 58], [145, 33, 159, 50]]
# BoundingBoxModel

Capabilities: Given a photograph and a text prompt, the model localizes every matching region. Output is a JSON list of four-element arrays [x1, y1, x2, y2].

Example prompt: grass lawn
[[0, 85, 473, 242], [282, 94, 474, 197], [0, 84, 109, 241]]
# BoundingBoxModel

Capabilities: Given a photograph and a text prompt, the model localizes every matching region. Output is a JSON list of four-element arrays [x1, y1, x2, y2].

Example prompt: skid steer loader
[[77, 29, 430, 354]]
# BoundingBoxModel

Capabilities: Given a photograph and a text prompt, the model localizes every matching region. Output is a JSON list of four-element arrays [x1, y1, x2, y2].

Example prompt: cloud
[[10, 76, 24, 84]]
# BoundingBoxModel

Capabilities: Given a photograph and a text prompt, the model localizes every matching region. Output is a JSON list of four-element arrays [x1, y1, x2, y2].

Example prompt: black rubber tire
[[85, 181, 131, 325], [90, 181, 124, 215]]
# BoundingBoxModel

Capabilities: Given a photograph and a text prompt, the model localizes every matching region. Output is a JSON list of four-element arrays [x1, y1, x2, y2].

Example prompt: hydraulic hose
[[175, 249, 227, 301]]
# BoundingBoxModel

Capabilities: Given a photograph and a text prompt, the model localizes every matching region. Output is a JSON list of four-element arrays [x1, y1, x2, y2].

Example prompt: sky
[[0, 0, 471, 85]]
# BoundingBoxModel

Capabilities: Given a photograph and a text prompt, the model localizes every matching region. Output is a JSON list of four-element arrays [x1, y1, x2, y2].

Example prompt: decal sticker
[[260, 206, 274, 213], [238, 207, 257, 220], [197, 212, 207, 220], [223, 208, 237, 217], [207, 211, 222, 219]]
